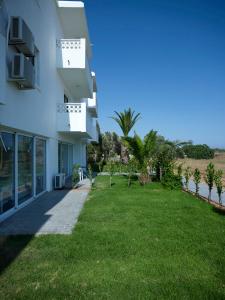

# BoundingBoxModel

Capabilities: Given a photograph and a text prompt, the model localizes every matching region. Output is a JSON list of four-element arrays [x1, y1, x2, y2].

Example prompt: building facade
[[0, 0, 99, 222]]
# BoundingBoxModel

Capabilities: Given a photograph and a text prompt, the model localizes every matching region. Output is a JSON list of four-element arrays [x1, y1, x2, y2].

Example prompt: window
[[34, 46, 40, 88], [64, 94, 69, 103], [36, 138, 46, 195], [0, 132, 15, 214], [18, 135, 33, 205]]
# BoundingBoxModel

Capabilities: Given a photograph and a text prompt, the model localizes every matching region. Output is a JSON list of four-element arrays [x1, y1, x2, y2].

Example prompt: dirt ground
[[177, 152, 225, 185]]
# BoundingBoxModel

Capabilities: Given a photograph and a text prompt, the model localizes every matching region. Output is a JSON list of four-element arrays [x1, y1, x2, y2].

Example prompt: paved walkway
[[0, 179, 91, 236]]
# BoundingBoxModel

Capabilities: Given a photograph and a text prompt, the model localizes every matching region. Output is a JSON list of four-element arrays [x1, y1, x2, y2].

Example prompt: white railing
[[57, 103, 92, 138], [57, 103, 82, 114], [56, 38, 87, 69]]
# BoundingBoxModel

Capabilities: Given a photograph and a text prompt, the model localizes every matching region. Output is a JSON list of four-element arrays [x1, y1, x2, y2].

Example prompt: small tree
[[177, 164, 183, 178], [108, 160, 115, 188], [98, 158, 104, 173], [127, 159, 137, 187], [205, 163, 215, 201], [193, 168, 201, 195], [214, 169, 223, 205], [88, 164, 93, 188], [184, 166, 192, 190]]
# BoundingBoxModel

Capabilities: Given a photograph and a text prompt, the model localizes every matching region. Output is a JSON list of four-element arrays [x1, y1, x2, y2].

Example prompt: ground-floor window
[[0, 132, 15, 214], [0, 131, 47, 217], [18, 135, 33, 205], [36, 138, 46, 195]]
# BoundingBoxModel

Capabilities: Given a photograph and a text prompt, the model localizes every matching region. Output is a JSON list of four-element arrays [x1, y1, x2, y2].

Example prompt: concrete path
[[186, 179, 225, 206], [0, 179, 91, 236]]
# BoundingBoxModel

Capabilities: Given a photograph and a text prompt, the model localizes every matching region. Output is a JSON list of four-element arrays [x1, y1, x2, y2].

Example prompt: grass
[[1, 175, 225, 299]]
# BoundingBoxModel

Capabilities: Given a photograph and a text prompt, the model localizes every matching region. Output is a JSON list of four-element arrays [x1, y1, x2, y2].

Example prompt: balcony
[[90, 120, 100, 143], [86, 92, 98, 117], [57, 102, 93, 138], [56, 39, 93, 99]]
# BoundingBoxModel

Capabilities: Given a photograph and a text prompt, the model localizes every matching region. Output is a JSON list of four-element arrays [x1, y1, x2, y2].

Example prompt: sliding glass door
[[58, 142, 73, 176], [36, 139, 46, 195], [0, 132, 15, 214], [18, 135, 33, 205]]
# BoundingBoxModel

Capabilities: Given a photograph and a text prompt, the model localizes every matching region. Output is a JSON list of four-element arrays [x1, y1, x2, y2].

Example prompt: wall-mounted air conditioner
[[9, 16, 34, 56], [10, 53, 35, 89], [54, 173, 66, 189]]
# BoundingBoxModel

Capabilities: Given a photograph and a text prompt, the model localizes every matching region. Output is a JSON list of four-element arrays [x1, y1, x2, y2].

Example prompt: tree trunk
[[208, 189, 211, 201], [121, 143, 129, 164], [219, 194, 222, 205]]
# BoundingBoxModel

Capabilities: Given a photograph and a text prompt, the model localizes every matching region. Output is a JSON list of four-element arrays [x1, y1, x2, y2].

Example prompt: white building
[[0, 0, 99, 222]]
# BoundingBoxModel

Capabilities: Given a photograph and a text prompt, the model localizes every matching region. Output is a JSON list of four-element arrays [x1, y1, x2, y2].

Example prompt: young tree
[[108, 159, 115, 188], [177, 164, 183, 186], [193, 168, 201, 195], [214, 169, 223, 205], [205, 163, 215, 201], [88, 164, 93, 188], [184, 167, 192, 191], [126, 159, 137, 187]]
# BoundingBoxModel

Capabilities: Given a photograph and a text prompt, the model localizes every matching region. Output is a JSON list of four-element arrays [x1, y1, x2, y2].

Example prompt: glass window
[[0, 132, 15, 214], [18, 135, 33, 205], [36, 139, 46, 195]]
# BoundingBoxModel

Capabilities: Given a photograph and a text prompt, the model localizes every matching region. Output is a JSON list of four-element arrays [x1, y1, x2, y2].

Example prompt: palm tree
[[125, 130, 157, 167], [111, 108, 140, 162], [111, 108, 140, 137]]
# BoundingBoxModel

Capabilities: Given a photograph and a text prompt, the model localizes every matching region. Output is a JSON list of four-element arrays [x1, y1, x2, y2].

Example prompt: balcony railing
[[57, 103, 92, 137], [85, 92, 98, 117], [56, 39, 93, 99]]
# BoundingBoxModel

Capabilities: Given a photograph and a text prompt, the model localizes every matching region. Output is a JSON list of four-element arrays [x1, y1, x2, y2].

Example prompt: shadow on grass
[[0, 235, 33, 274], [212, 206, 225, 216]]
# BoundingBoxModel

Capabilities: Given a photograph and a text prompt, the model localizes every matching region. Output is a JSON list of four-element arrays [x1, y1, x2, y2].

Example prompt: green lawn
[[1, 176, 225, 299]]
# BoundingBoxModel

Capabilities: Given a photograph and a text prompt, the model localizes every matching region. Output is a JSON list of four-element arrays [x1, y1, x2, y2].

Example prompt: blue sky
[[84, 0, 225, 148]]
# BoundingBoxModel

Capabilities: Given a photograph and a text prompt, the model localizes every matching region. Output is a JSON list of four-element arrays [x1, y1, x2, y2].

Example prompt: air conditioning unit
[[54, 173, 66, 189], [10, 53, 35, 89], [9, 16, 34, 56]]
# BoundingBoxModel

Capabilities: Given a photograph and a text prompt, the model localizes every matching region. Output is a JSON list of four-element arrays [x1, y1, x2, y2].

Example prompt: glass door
[[18, 135, 33, 205], [36, 138, 46, 195], [68, 145, 73, 175], [0, 132, 15, 214]]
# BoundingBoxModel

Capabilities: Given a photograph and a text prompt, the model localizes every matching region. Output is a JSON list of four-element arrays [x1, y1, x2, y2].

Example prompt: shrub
[[161, 173, 182, 190], [139, 172, 150, 186], [72, 164, 80, 187], [182, 144, 214, 159], [193, 168, 201, 195]]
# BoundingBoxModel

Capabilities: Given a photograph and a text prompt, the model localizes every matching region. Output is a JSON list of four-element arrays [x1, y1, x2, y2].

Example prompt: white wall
[[0, 0, 91, 190]]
